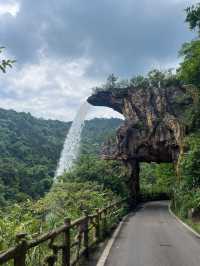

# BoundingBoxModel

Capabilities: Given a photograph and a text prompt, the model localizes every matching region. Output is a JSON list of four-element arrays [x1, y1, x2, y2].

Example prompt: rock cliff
[[88, 84, 194, 200]]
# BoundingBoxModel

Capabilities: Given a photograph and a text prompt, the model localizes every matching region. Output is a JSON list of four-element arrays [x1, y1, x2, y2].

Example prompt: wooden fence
[[0, 199, 128, 266]]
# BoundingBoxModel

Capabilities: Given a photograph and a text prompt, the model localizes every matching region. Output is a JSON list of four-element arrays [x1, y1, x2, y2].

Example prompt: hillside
[[0, 108, 122, 204]]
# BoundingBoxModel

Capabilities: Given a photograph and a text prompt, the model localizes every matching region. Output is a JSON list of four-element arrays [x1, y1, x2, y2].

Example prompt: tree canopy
[[185, 4, 200, 33]]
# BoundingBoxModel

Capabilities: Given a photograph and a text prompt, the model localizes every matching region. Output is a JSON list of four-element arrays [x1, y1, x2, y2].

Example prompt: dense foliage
[[178, 40, 200, 88], [0, 108, 122, 205], [140, 163, 176, 201], [62, 155, 129, 198], [0, 108, 70, 204], [0, 110, 123, 252], [0, 180, 119, 251], [172, 133, 200, 219], [178, 3, 200, 90], [185, 4, 200, 32], [170, 3, 200, 226]]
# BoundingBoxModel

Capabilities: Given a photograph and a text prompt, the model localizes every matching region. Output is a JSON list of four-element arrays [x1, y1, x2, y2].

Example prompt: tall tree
[[178, 3, 200, 88], [185, 4, 200, 33]]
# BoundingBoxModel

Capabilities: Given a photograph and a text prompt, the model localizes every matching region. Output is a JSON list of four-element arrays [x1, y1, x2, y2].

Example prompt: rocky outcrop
[[88, 85, 194, 200]]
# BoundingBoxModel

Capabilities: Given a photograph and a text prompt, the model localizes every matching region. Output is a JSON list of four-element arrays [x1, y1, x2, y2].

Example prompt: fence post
[[83, 210, 89, 259], [103, 209, 108, 238], [62, 218, 71, 266], [14, 233, 28, 266], [95, 208, 100, 242]]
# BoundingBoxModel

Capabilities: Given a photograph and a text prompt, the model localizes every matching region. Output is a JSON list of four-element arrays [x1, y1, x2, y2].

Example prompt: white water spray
[[54, 102, 90, 181]]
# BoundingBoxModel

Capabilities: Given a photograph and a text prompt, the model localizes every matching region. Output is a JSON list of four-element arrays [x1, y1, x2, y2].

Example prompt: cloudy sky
[[0, 0, 199, 121]]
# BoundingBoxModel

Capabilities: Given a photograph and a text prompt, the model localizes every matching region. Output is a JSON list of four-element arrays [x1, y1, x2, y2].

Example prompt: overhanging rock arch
[[87, 85, 194, 203]]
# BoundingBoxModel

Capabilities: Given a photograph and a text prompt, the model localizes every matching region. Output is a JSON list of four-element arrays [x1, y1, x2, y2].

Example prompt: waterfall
[[54, 102, 90, 182]]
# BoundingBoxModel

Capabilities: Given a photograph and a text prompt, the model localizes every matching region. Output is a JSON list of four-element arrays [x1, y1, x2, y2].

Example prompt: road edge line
[[96, 214, 129, 266], [169, 204, 200, 238]]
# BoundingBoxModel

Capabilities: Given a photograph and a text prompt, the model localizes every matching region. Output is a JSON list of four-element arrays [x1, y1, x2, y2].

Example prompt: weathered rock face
[[87, 85, 194, 200]]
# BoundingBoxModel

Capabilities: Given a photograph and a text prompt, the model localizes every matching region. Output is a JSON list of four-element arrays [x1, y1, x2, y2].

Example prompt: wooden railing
[[0, 199, 128, 266]]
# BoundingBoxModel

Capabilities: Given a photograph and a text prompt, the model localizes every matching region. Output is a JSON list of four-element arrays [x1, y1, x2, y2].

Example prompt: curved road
[[105, 201, 200, 266]]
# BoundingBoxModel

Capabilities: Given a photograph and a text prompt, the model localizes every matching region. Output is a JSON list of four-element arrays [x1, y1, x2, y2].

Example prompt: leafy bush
[[179, 133, 200, 189], [178, 40, 200, 88], [172, 185, 200, 218], [61, 155, 129, 198], [36, 181, 120, 226], [139, 187, 170, 202], [140, 162, 176, 199], [0, 180, 120, 251], [172, 133, 200, 218]]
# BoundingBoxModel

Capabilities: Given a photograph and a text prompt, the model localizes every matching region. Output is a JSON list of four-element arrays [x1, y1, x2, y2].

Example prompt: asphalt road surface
[[105, 201, 200, 266]]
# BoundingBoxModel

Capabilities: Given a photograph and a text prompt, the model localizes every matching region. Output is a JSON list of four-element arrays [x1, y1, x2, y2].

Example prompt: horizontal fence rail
[[0, 199, 128, 266]]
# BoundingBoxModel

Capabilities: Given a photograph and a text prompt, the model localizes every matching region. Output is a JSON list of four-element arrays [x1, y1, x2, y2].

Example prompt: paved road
[[105, 201, 200, 266]]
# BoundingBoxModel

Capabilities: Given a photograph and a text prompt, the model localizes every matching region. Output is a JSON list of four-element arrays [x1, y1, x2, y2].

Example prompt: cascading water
[[54, 102, 90, 182]]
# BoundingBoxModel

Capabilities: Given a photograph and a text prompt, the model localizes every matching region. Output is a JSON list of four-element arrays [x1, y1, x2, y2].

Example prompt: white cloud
[[0, 1, 20, 17], [0, 0, 198, 122], [0, 56, 122, 121]]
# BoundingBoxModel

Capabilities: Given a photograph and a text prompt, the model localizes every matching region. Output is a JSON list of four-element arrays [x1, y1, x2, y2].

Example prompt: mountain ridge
[[0, 107, 122, 204]]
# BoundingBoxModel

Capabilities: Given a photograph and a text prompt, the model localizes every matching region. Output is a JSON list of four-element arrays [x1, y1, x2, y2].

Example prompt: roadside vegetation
[[170, 4, 200, 228], [0, 179, 120, 251]]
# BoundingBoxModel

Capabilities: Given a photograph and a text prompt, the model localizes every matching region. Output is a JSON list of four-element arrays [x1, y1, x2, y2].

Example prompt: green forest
[[0, 110, 126, 250], [0, 109, 123, 204], [1, 2, 200, 264]]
